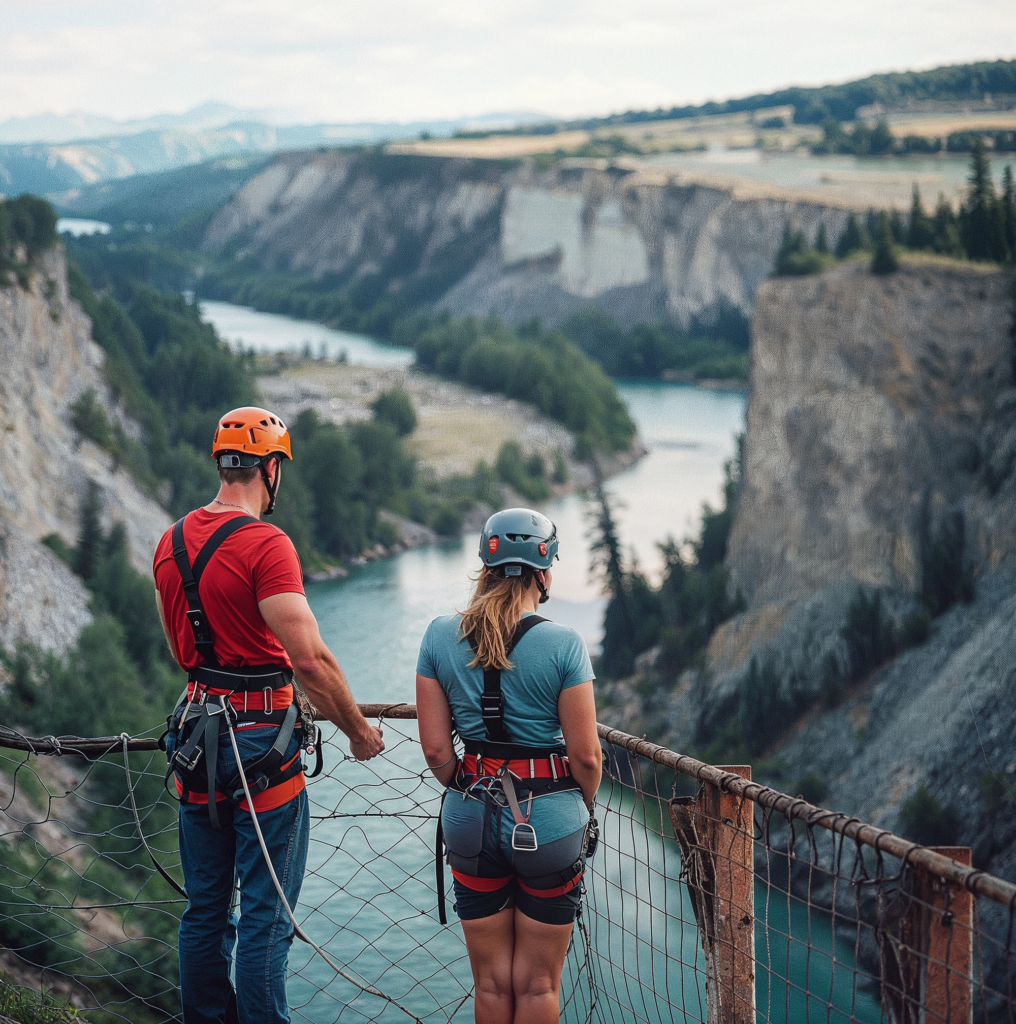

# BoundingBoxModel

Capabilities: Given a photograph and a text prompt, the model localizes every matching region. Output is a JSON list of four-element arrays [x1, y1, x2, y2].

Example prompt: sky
[[1, 0, 1014, 125]]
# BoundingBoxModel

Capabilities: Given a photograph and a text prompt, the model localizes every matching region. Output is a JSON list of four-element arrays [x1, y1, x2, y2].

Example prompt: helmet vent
[[505, 533, 531, 541], [260, 419, 269, 426]]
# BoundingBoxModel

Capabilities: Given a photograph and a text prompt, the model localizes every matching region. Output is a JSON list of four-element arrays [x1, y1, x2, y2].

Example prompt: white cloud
[[0, 0, 1012, 123]]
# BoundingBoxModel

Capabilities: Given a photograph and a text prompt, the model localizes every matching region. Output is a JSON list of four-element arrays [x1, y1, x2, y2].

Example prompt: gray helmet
[[479, 508, 559, 572]]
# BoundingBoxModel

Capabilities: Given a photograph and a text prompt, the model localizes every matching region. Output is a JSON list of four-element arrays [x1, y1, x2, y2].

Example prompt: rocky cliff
[[600, 256, 1016, 886], [728, 259, 1014, 608], [0, 249, 170, 651], [204, 152, 848, 334]]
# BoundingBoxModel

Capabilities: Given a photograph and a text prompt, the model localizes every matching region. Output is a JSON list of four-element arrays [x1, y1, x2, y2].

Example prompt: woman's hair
[[459, 566, 536, 670]]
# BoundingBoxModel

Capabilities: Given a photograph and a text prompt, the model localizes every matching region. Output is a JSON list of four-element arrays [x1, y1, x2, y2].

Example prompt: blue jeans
[[176, 725, 309, 1024]]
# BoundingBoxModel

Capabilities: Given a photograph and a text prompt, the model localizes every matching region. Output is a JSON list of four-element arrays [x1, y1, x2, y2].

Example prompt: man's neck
[[206, 488, 262, 519]]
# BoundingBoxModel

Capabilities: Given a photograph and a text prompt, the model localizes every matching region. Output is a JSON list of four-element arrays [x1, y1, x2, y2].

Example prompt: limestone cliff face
[[728, 260, 1013, 608], [204, 152, 848, 333], [0, 249, 171, 651], [598, 258, 1016, 889]]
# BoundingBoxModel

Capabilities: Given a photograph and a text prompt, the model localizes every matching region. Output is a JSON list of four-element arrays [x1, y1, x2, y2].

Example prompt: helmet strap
[[535, 572, 550, 605], [259, 456, 281, 516]]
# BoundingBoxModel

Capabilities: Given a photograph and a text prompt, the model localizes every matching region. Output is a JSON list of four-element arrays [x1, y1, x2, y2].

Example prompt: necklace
[[213, 498, 256, 517]]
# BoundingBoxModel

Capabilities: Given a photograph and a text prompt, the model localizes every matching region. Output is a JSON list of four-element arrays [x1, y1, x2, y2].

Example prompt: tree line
[[775, 142, 1016, 277]]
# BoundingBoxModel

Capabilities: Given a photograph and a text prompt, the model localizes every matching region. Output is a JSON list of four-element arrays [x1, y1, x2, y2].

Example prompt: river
[[200, 302, 879, 1023]]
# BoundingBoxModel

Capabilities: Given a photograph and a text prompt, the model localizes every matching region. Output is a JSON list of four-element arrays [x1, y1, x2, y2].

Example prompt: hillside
[[597, 257, 1016, 887], [198, 150, 847, 338], [0, 247, 170, 652]]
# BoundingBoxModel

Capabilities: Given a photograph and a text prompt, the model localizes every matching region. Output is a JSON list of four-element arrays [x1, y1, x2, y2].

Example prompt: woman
[[416, 508, 602, 1024]]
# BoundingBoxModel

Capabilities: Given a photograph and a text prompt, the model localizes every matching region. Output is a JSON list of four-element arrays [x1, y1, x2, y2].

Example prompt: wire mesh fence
[[0, 711, 1013, 1023]]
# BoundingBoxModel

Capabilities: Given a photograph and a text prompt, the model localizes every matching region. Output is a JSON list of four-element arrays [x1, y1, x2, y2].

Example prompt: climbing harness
[[163, 513, 319, 828], [434, 613, 594, 922]]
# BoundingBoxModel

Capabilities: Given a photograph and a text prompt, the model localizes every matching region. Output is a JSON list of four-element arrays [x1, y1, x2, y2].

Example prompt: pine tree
[[888, 208, 907, 245], [1001, 165, 1015, 260], [907, 185, 935, 250], [932, 194, 964, 258], [871, 214, 900, 275], [960, 140, 1007, 262], [74, 482, 104, 583], [814, 222, 829, 254], [835, 213, 869, 258]]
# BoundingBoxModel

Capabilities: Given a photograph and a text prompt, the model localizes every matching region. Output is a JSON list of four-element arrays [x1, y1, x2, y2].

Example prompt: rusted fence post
[[880, 846, 973, 1024], [671, 765, 755, 1024]]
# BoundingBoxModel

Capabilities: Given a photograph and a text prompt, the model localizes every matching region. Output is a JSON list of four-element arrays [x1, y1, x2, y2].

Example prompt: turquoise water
[[197, 302, 880, 1023]]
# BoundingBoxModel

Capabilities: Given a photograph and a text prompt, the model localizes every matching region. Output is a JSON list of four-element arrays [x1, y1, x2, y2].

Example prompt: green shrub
[[919, 508, 975, 615], [900, 609, 932, 647], [840, 588, 896, 680], [70, 388, 113, 449], [494, 441, 550, 502], [898, 785, 960, 846], [0, 974, 79, 1023], [773, 224, 830, 276], [432, 502, 464, 537], [835, 213, 869, 258], [820, 650, 844, 708], [977, 771, 1013, 812], [371, 386, 417, 436], [871, 215, 900, 275], [738, 657, 794, 756]]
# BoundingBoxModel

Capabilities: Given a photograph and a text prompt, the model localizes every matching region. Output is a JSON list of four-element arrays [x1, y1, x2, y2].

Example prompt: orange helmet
[[212, 407, 292, 463], [211, 407, 292, 517]]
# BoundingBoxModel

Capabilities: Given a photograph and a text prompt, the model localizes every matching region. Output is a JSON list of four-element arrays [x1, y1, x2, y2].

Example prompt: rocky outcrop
[[204, 152, 848, 333], [0, 249, 171, 650], [728, 259, 1013, 608], [599, 257, 1016, 890]]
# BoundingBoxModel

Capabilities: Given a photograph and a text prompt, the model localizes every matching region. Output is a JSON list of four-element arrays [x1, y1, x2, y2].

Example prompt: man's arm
[[259, 591, 384, 761], [154, 591, 180, 662]]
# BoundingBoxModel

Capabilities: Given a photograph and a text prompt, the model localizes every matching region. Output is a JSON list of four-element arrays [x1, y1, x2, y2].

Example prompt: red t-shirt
[[153, 508, 304, 672], [154, 509, 306, 812]]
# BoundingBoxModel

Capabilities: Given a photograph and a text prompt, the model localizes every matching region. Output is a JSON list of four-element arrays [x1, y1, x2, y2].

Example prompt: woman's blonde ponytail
[[459, 567, 534, 669]]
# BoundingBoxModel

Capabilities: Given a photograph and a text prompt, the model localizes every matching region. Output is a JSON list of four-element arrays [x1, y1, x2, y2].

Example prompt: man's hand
[[349, 725, 385, 761]]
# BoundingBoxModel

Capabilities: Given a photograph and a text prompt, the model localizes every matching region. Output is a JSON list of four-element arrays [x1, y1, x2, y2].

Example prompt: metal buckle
[[511, 822, 538, 852], [480, 693, 503, 719], [263, 687, 273, 716], [549, 753, 559, 781], [175, 746, 203, 772]]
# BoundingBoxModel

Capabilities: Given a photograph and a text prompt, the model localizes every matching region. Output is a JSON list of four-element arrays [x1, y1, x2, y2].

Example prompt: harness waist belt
[[186, 683, 294, 713], [461, 753, 570, 780], [461, 738, 566, 760], [189, 664, 293, 691]]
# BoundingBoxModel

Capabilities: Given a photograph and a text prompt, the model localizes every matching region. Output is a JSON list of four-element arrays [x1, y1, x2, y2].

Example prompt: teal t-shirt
[[416, 613, 594, 748]]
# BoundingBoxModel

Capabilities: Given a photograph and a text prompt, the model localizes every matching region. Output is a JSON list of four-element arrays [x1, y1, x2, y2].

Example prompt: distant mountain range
[[0, 106, 550, 199], [5, 58, 1015, 202]]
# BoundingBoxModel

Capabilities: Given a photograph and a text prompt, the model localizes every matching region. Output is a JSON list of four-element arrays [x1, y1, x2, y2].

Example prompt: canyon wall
[[204, 152, 849, 333], [0, 249, 170, 651], [728, 259, 1015, 607], [599, 257, 1016, 889]]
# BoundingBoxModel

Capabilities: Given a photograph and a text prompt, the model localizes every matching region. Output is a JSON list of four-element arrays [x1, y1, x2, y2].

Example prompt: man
[[153, 406, 384, 1024]]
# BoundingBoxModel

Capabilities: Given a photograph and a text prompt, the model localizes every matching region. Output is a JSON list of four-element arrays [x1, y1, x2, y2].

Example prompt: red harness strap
[[450, 869, 513, 892], [460, 753, 570, 780], [517, 872, 583, 899]]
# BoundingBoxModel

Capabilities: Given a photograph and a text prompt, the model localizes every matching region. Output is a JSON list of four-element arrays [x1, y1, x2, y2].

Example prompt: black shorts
[[442, 786, 588, 926]]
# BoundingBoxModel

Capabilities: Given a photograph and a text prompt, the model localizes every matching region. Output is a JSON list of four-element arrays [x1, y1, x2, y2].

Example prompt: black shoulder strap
[[473, 615, 548, 744], [172, 514, 258, 668]]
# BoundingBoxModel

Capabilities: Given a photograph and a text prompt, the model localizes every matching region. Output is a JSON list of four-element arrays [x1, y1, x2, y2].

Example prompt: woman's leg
[[510, 910, 573, 1024], [461, 907, 515, 1024]]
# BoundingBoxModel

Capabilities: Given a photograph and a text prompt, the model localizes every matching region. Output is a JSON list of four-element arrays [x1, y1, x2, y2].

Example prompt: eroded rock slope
[[0, 249, 170, 651], [204, 152, 848, 333]]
